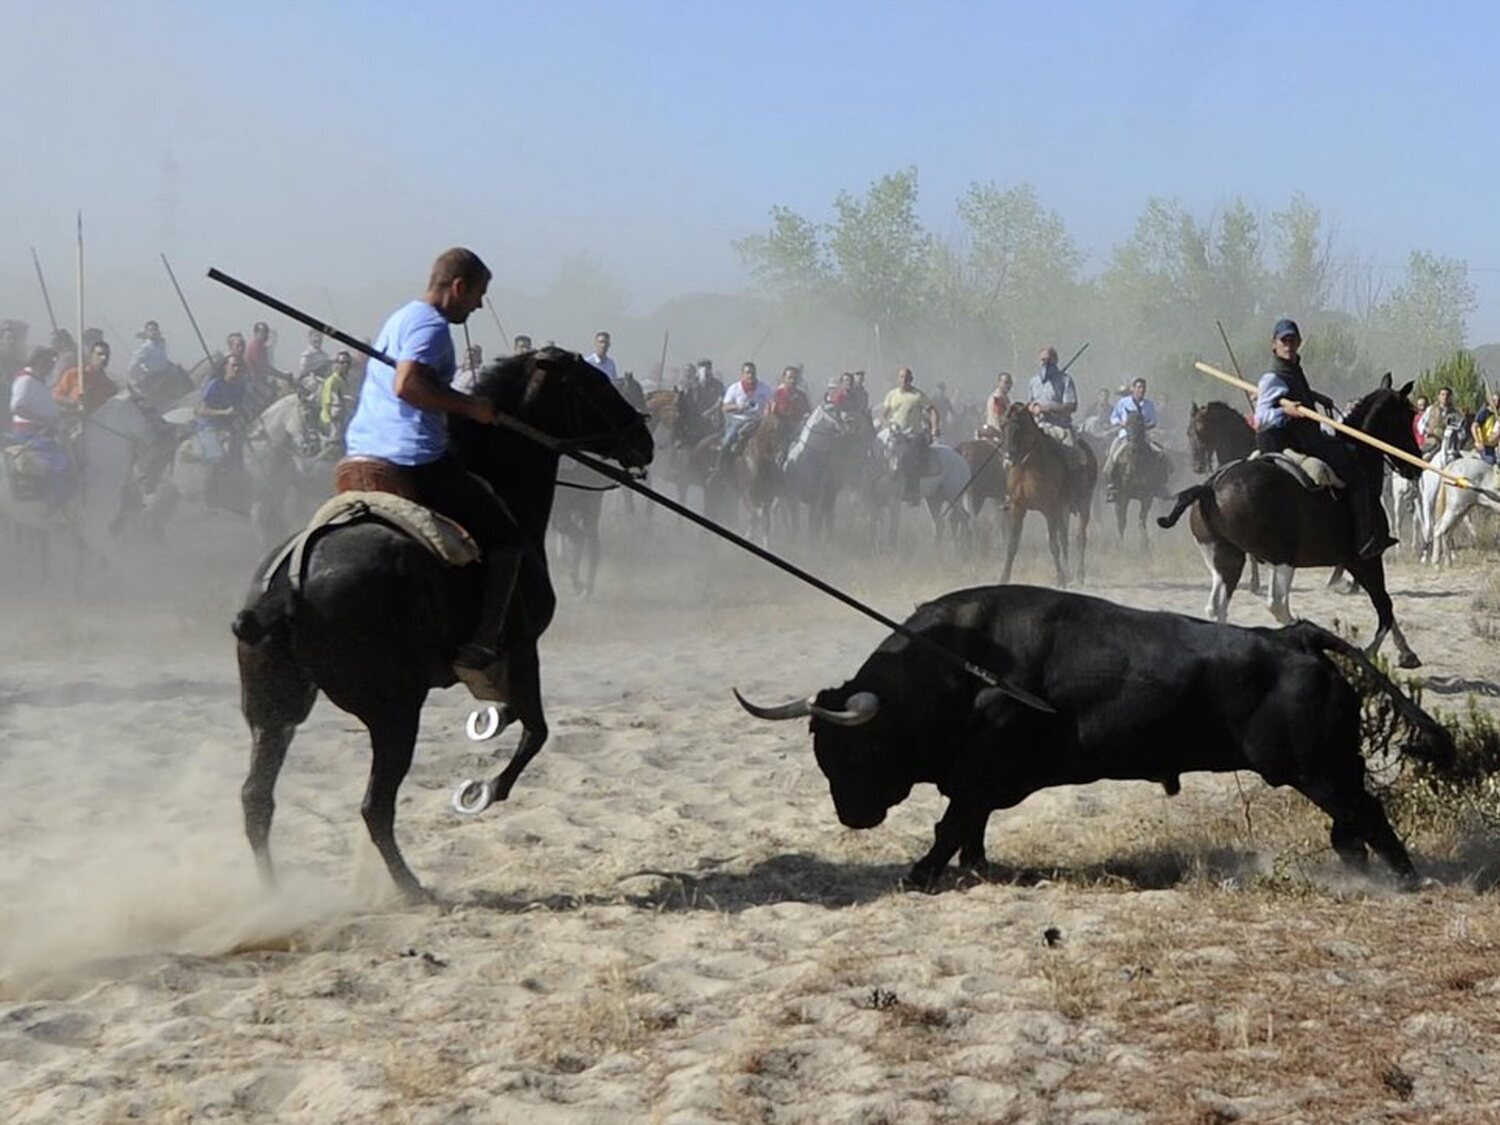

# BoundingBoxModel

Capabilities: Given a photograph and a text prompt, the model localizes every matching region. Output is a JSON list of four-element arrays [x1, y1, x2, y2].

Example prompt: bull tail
[[1291, 623, 1456, 769], [1156, 484, 1213, 530]]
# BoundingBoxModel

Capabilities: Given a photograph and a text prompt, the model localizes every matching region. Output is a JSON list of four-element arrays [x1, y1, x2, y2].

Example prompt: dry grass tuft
[[516, 962, 677, 1072]]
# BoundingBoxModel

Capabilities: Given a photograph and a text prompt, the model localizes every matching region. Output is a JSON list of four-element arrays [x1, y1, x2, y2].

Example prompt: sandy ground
[[3, 501, 1500, 1124]]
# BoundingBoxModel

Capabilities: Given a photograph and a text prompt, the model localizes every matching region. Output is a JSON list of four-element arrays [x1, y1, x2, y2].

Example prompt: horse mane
[[1343, 385, 1393, 431], [468, 347, 567, 406], [1199, 400, 1244, 421]]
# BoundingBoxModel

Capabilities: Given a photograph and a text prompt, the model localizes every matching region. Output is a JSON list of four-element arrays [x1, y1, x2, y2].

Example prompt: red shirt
[[772, 385, 810, 418], [52, 364, 119, 415]]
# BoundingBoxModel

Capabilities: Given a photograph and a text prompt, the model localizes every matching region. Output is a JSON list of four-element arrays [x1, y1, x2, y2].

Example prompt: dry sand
[[3, 505, 1500, 1123]]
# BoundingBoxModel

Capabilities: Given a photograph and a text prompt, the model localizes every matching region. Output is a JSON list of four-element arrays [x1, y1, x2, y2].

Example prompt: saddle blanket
[[262, 490, 480, 592], [1249, 450, 1346, 491]]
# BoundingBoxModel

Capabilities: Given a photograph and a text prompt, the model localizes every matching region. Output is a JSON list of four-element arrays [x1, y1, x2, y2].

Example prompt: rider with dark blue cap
[[1254, 318, 1395, 558]]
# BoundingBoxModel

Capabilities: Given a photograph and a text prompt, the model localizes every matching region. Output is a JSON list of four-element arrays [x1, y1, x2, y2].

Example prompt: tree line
[[734, 168, 1480, 408]]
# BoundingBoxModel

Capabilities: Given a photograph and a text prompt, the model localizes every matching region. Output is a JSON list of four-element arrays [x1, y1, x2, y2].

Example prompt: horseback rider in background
[[1254, 318, 1395, 559]]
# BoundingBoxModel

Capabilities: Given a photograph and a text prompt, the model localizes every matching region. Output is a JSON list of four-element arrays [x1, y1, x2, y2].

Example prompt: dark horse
[[1158, 374, 1422, 667], [232, 349, 654, 900], [732, 412, 785, 544], [1187, 399, 1256, 473], [999, 404, 1097, 586], [1110, 410, 1172, 549]]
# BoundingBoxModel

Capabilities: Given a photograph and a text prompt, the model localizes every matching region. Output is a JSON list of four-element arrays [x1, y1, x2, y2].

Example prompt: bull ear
[[1380, 371, 1393, 390], [1398, 380, 1414, 399], [1191, 401, 1200, 415]]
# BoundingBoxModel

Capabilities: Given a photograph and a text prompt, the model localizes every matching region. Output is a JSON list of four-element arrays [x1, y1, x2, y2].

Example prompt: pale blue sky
[[3, 0, 1498, 346]]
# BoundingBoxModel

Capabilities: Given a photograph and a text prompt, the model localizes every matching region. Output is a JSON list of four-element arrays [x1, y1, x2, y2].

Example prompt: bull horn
[[733, 688, 813, 721], [809, 691, 880, 727]]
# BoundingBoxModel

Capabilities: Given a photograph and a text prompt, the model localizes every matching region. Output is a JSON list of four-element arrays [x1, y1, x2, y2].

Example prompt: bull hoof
[[1399, 653, 1422, 670], [903, 862, 946, 892]]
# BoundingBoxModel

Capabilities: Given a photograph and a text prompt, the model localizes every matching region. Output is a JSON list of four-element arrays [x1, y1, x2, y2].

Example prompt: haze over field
[[4, 0, 1499, 403]]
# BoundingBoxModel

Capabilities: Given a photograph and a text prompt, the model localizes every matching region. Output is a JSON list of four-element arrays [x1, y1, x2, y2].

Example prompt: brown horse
[[999, 403, 1097, 586], [731, 412, 786, 543], [956, 438, 1008, 518], [1158, 375, 1423, 667]]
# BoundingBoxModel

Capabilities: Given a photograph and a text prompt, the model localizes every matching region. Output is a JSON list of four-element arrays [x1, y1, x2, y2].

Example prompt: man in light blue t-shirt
[[344, 247, 520, 676]]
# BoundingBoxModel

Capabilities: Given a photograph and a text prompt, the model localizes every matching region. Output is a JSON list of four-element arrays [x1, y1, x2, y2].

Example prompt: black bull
[[737, 586, 1452, 887]]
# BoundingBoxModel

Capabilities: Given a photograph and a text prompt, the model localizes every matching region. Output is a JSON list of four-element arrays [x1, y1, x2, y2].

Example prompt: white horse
[[1425, 454, 1500, 566], [0, 392, 164, 570], [865, 428, 971, 549], [1393, 420, 1464, 561]]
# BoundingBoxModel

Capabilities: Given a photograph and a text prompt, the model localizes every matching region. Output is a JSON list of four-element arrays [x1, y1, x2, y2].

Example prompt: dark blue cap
[[1273, 318, 1301, 340]]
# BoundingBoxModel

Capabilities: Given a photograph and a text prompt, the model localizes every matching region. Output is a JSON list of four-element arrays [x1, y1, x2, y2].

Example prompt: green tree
[[1415, 350, 1485, 412], [1269, 193, 1337, 316], [956, 182, 1082, 365], [1371, 251, 1477, 375], [825, 167, 932, 339], [732, 205, 828, 298]]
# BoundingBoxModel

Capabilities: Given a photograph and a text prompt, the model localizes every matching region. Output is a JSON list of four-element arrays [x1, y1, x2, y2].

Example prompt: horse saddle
[[1249, 450, 1346, 491], [263, 466, 481, 593]]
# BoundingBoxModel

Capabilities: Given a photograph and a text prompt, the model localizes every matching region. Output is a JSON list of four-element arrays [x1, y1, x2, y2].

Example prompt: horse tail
[[1289, 622, 1455, 769], [232, 581, 297, 647], [1156, 484, 1212, 529]]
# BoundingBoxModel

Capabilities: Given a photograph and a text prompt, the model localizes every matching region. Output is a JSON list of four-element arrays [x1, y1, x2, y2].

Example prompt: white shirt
[[723, 379, 773, 417], [585, 353, 617, 381], [10, 371, 58, 433]]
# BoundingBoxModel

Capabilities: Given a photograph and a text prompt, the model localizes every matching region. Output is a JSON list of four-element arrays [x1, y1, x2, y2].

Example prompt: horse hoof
[[1399, 653, 1422, 670], [466, 706, 502, 742], [452, 777, 496, 815]]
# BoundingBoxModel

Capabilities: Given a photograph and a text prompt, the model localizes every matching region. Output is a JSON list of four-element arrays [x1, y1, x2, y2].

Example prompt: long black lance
[[943, 341, 1090, 519], [206, 267, 1053, 713], [162, 254, 217, 371], [30, 247, 59, 334]]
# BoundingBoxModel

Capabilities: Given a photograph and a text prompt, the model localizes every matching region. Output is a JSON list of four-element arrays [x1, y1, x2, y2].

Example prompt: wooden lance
[[30, 247, 59, 333]]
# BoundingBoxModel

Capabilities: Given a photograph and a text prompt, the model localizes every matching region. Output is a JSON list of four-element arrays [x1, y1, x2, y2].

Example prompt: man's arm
[[394, 360, 494, 424]]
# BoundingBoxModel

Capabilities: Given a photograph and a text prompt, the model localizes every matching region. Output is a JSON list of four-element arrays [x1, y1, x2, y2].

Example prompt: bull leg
[[1295, 774, 1416, 884], [958, 810, 992, 872], [909, 799, 987, 888], [362, 700, 429, 902], [239, 640, 318, 890]]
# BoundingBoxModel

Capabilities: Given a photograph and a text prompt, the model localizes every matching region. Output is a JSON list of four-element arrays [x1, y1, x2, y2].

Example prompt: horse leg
[[1196, 538, 1244, 623], [1267, 565, 1295, 624], [1345, 557, 1420, 668], [1001, 506, 1024, 584], [1114, 497, 1127, 542], [1139, 498, 1152, 555], [1074, 503, 1089, 584], [361, 698, 430, 901], [1045, 511, 1067, 588], [238, 640, 319, 889], [1247, 557, 1262, 596], [477, 644, 550, 804]]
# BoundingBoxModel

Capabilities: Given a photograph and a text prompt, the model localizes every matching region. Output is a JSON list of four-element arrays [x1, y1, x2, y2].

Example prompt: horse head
[[457, 347, 655, 477], [1187, 402, 1212, 474], [1346, 372, 1420, 480], [1003, 402, 1042, 466]]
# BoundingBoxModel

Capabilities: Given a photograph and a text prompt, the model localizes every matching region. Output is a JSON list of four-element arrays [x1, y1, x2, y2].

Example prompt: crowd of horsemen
[[3, 282, 1497, 571]]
